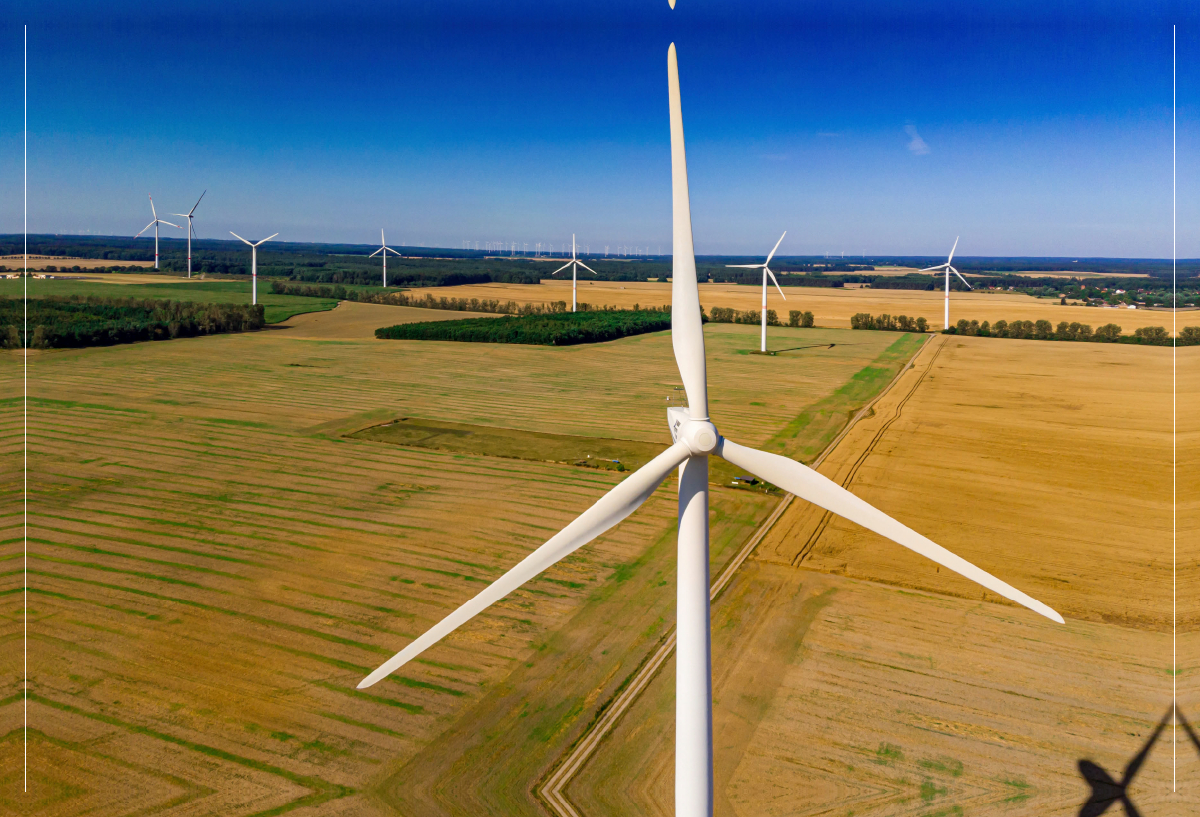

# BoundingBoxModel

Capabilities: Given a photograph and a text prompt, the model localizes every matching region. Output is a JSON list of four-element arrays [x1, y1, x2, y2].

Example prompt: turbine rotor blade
[[576, 261, 599, 275], [359, 441, 693, 688], [725, 264, 762, 269], [715, 437, 1065, 624], [255, 233, 279, 246], [149, 194, 157, 219], [550, 261, 572, 275], [161, 220, 180, 229], [667, 43, 709, 419], [947, 235, 959, 265], [919, 264, 948, 272], [189, 189, 206, 215], [370, 247, 384, 257], [229, 231, 252, 245], [135, 220, 156, 238], [766, 268, 786, 300], [951, 267, 972, 290], [763, 230, 786, 267]]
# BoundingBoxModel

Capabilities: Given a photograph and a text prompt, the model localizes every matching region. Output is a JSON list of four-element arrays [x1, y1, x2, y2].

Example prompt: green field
[[1, 321, 923, 815], [0, 278, 337, 324]]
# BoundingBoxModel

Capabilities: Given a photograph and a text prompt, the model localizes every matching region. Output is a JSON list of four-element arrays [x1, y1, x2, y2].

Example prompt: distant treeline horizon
[[0, 232, 1190, 277]]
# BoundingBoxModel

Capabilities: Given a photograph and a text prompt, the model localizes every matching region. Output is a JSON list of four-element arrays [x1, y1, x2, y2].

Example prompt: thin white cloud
[[904, 124, 930, 155]]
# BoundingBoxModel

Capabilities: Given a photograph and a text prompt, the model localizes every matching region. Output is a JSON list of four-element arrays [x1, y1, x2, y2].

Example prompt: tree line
[[706, 307, 815, 327], [376, 309, 675, 346], [943, 318, 1192, 344], [1, 296, 264, 349], [850, 313, 930, 332]]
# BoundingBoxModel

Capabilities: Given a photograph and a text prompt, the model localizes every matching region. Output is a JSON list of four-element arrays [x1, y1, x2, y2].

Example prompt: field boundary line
[[536, 333, 938, 817]]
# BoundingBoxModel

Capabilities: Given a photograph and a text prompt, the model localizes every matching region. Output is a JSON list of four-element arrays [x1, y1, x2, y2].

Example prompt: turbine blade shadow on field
[[1077, 705, 1171, 817], [1177, 706, 1200, 756]]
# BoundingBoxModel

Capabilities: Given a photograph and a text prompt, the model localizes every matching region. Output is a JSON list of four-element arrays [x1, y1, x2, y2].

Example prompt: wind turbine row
[[357, 43, 1062, 817], [550, 234, 598, 312], [229, 232, 278, 305], [922, 236, 972, 329], [726, 231, 787, 353], [170, 191, 206, 278], [134, 195, 179, 270], [370, 229, 401, 287]]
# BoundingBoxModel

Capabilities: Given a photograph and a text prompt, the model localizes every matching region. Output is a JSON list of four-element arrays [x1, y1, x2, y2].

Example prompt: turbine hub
[[668, 407, 719, 455]]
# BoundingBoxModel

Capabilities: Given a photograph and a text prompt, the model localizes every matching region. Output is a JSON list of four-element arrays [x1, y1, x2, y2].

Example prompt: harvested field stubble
[[573, 334, 1188, 816], [1, 320, 917, 814]]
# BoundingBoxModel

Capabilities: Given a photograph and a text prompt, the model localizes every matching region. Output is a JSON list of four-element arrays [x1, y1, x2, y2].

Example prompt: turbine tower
[[358, 44, 1062, 817], [171, 190, 206, 279], [725, 231, 788, 352], [369, 229, 401, 287], [921, 237, 972, 330], [550, 234, 598, 312], [134, 195, 179, 270], [229, 231, 278, 306]]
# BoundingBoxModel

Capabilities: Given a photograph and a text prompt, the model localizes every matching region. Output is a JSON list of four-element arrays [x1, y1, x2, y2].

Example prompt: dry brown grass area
[[571, 334, 1188, 816], [413, 279, 1197, 332], [277, 301, 495, 340]]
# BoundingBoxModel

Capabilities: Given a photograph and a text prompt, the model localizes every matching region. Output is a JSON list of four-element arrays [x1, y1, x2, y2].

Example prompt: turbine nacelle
[[668, 407, 719, 455]]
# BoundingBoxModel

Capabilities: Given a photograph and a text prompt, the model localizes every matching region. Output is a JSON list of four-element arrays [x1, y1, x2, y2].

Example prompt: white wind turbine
[[921, 236, 972, 330], [229, 231, 278, 306], [170, 190, 206, 279], [134, 195, 180, 270], [369, 229, 401, 287], [359, 44, 1062, 817], [550, 233, 598, 312], [725, 231, 788, 353]]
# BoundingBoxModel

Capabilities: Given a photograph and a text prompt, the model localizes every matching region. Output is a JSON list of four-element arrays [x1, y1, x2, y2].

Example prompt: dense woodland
[[1, 296, 264, 349], [376, 308, 676, 346]]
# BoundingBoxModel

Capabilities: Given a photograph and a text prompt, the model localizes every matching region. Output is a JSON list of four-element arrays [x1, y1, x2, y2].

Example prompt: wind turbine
[[921, 237, 972, 330], [369, 229, 401, 287], [170, 190, 206, 279], [725, 231, 788, 353], [550, 234, 598, 312], [229, 231, 278, 306], [358, 44, 1062, 817], [134, 195, 179, 270]]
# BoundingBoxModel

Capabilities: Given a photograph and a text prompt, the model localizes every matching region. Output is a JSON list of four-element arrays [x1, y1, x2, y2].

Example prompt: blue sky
[[2, 1, 1196, 257]]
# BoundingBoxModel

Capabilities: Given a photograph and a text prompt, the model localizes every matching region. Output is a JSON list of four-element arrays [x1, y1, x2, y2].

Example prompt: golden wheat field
[[1, 314, 927, 815], [571, 335, 1192, 816], [415, 279, 1198, 333]]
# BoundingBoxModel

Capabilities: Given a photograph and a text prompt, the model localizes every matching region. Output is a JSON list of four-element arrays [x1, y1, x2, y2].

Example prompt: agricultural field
[[415, 279, 1200, 333], [1, 278, 338, 325], [1, 318, 920, 814], [0, 257, 155, 271], [571, 334, 1188, 816]]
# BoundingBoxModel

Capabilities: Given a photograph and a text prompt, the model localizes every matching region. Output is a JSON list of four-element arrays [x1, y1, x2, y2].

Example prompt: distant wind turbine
[[921, 237, 972, 330], [370, 229, 401, 287], [170, 190, 206, 278], [726, 231, 787, 352], [358, 46, 1063, 817], [230, 231, 278, 306], [551, 234, 598, 312], [134, 195, 179, 270]]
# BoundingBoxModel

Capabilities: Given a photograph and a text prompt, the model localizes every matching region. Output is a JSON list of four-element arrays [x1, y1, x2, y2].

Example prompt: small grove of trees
[[706, 306, 814, 326], [1, 296, 264, 349], [376, 309, 675, 346], [942, 318, 1185, 345], [850, 313, 929, 332]]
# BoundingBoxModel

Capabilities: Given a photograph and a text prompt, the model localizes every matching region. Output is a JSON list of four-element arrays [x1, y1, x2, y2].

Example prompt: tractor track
[[790, 337, 946, 567]]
